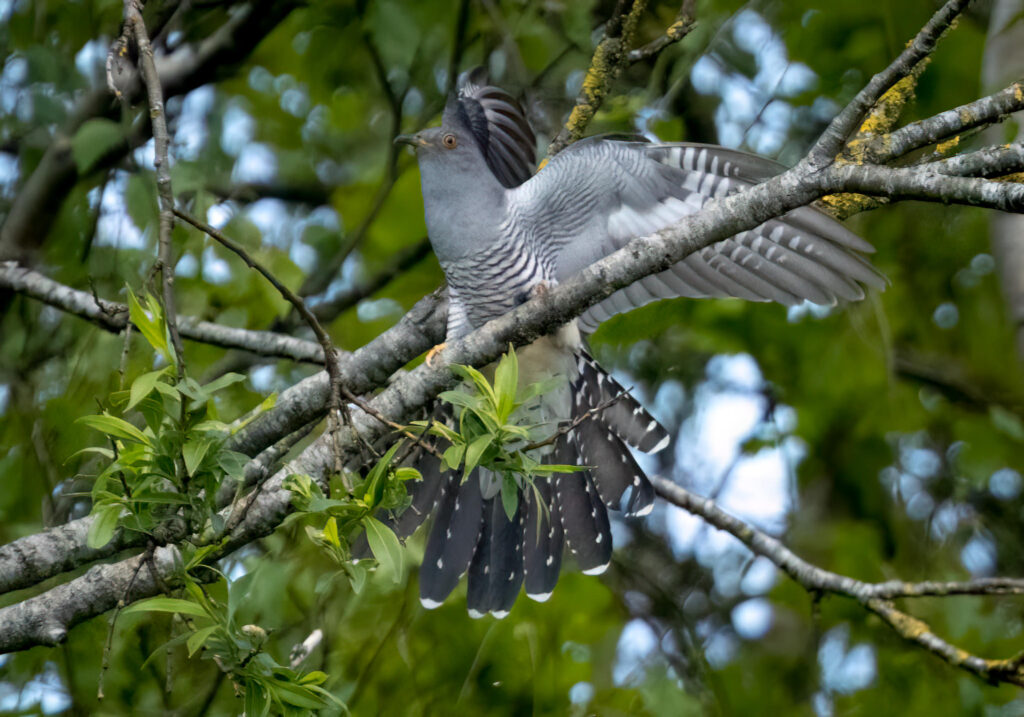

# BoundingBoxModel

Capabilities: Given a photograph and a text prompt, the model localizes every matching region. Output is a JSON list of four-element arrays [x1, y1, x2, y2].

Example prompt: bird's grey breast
[[442, 229, 551, 329]]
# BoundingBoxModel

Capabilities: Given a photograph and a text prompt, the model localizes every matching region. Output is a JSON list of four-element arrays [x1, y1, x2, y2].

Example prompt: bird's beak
[[394, 133, 426, 148]]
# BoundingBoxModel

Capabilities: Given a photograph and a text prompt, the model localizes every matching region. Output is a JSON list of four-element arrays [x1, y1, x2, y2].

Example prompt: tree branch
[[0, 0, 296, 265], [124, 0, 186, 381], [627, 1, 697, 63], [862, 81, 1024, 163], [546, 0, 658, 158], [0, 263, 324, 363], [651, 477, 1024, 688], [808, 0, 970, 167]]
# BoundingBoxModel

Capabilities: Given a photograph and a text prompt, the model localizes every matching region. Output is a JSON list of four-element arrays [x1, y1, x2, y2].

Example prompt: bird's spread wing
[[509, 138, 886, 332]]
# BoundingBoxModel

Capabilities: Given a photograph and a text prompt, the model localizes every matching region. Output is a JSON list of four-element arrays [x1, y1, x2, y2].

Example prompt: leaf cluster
[[124, 573, 344, 716], [77, 291, 263, 550], [411, 347, 581, 520]]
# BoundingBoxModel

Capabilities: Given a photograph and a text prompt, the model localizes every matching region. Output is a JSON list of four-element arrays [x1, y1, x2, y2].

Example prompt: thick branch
[[930, 141, 1024, 178], [0, 545, 182, 653]]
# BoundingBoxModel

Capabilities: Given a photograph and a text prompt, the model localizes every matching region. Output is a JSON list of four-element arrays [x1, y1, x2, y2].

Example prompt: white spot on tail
[[421, 597, 443, 609], [582, 561, 610, 576], [528, 591, 553, 602], [649, 434, 670, 454]]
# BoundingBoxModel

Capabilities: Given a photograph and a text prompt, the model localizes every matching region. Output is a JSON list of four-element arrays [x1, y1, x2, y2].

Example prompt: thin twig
[[545, 0, 655, 158], [627, 0, 697, 63], [97, 542, 153, 700], [808, 0, 971, 168], [522, 387, 632, 451], [123, 0, 186, 381], [652, 476, 1024, 687], [172, 207, 351, 477]]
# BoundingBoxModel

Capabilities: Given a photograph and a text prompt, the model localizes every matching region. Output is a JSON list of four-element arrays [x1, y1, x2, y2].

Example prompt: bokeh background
[[1, 0, 1023, 714]]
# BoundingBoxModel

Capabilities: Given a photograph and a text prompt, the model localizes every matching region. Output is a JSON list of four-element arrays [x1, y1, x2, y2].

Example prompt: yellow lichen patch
[[950, 648, 972, 666], [856, 61, 929, 138], [565, 105, 590, 135], [994, 172, 1024, 184], [1014, 83, 1023, 103], [819, 193, 883, 220], [667, 19, 687, 37], [936, 136, 960, 155]]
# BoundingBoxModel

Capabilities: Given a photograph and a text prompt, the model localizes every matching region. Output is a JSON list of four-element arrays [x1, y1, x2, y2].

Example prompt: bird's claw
[[528, 280, 552, 299], [425, 342, 448, 368]]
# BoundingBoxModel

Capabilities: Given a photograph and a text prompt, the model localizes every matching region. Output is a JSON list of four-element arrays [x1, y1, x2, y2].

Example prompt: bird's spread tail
[[358, 354, 669, 616]]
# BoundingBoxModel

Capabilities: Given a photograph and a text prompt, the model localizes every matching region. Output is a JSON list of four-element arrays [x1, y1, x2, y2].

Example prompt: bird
[[381, 73, 885, 618]]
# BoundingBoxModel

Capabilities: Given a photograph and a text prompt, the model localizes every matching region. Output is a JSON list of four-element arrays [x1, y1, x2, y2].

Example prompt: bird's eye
[[442, 133, 457, 149]]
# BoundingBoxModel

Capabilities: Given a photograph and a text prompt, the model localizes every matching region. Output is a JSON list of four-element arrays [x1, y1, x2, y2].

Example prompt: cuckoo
[[386, 77, 885, 618]]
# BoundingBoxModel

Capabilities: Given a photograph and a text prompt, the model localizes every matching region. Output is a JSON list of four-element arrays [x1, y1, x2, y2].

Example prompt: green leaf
[[299, 671, 328, 686], [500, 474, 519, 521], [87, 503, 122, 548], [66, 445, 115, 463], [71, 118, 124, 173], [463, 434, 492, 477], [361, 442, 403, 507], [77, 414, 151, 446], [126, 289, 172, 365], [217, 450, 250, 479], [182, 437, 212, 477], [322, 516, 341, 548], [272, 680, 328, 710], [346, 561, 368, 594], [493, 345, 519, 422], [363, 516, 404, 584], [244, 680, 270, 717], [393, 466, 421, 482], [128, 369, 170, 411], [531, 463, 586, 475], [121, 597, 210, 618], [442, 443, 465, 471], [451, 364, 497, 409], [202, 372, 246, 395], [186, 625, 219, 657], [437, 390, 482, 410]]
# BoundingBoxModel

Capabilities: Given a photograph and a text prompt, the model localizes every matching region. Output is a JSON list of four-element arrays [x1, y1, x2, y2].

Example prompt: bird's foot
[[528, 280, 552, 299], [425, 342, 448, 368]]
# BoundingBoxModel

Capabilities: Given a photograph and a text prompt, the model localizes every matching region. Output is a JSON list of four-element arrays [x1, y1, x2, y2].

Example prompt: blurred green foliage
[[1, 0, 1023, 715]]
